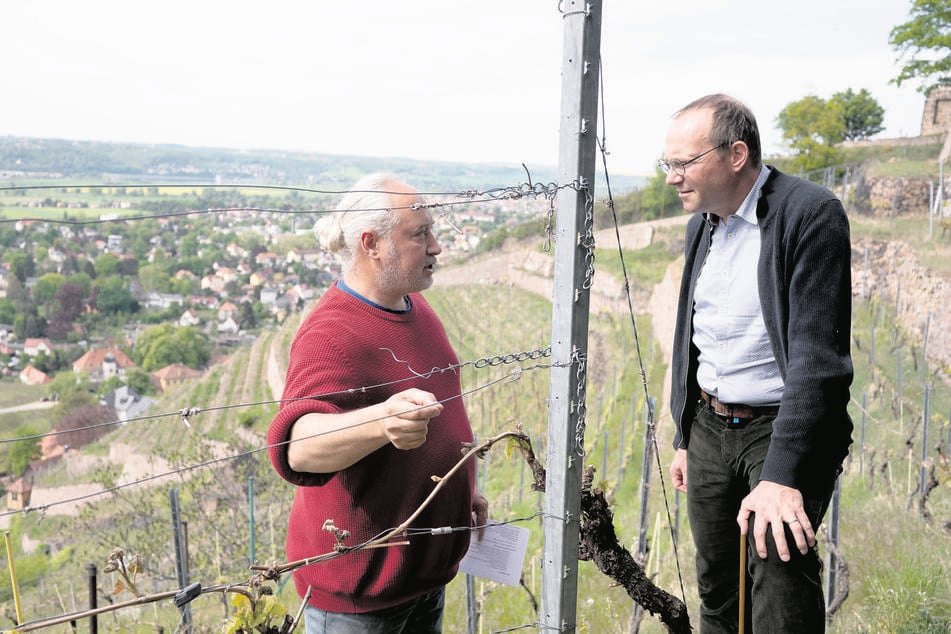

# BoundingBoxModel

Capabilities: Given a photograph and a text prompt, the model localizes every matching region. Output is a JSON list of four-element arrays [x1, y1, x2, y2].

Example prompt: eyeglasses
[[657, 142, 727, 177]]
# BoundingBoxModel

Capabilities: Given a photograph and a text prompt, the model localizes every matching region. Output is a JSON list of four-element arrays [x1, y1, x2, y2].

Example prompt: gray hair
[[313, 172, 405, 271]]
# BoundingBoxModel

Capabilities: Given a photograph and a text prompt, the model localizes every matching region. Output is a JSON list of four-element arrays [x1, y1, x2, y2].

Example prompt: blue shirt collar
[[336, 279, 412, 314]]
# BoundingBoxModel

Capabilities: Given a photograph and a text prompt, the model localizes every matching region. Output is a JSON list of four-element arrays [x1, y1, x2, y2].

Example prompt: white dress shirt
[[693, 165, 783, 406]]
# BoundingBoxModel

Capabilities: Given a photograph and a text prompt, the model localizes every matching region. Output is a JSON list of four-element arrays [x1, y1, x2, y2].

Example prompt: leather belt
[[700, 389, 779, 421]]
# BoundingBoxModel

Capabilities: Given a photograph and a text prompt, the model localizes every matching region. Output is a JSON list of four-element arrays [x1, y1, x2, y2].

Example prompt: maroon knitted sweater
[[267, 283, 476, 613]]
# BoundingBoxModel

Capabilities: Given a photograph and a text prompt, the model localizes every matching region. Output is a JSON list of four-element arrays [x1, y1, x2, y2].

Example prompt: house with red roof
[[19, 364, 50, 385], [6, 473, 33, 510], [72, 347, 136, 381], [23, 338, 54, 357], [151, 363, 204, 392]]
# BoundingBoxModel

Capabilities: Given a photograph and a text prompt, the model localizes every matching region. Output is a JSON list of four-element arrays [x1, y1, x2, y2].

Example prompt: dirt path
[[0, 400, 56, 415], [267, 335, 286, 401]]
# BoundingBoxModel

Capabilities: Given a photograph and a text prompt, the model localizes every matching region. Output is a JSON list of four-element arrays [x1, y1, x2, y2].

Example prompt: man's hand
[[737, 480, 815, 561], [670, 448, 688, 493], [472, 490, 489, 541], [381, 389, 443, 450]]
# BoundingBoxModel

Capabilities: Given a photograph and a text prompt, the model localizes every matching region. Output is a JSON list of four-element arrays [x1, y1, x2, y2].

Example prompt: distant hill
[[0, 136, 645, 194]]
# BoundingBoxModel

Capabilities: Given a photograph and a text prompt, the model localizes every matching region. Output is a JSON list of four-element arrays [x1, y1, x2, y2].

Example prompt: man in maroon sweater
[[267, 173, 488, 633]]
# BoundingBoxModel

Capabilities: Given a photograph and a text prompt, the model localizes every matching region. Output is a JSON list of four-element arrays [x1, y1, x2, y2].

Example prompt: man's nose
[[428, 233, 442, 255]]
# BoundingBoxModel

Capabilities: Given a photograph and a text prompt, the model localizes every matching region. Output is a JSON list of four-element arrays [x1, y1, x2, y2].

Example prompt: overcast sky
[[1, 1, 926, 176]]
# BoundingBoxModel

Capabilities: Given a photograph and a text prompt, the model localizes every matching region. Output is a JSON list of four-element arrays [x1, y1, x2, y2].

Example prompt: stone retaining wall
[[857, 176, 943, 215], [826, 173, 949, 217], [853, 237, 951, 380]]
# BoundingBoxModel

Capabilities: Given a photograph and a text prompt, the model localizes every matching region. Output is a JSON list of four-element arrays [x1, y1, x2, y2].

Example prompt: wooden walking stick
[[738, 531, 747, 634]]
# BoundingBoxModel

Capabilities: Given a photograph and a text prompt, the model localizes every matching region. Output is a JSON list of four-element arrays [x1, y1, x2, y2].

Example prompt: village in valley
[[0, 158, 554, 508]]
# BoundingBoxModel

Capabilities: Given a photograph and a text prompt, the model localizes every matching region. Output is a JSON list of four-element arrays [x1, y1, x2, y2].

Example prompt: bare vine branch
[[577, 466, 691, 634], [820, 525, 850, 619]]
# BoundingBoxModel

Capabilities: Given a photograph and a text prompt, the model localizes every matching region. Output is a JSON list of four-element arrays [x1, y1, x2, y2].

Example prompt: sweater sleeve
[[266, 315, 356, 487], [760, 195, 854, 488]]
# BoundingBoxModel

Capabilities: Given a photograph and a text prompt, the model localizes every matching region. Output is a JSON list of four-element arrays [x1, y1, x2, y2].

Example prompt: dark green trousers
[[686, 401, 836, 633]]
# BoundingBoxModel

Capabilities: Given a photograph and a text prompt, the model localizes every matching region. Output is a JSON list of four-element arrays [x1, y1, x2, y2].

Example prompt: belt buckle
[[720, 400, 746, 425], [701, 391, 747, 425], [727, 405, 745, 424]]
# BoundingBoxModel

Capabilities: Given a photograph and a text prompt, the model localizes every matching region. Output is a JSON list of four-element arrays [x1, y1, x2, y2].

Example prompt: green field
[[0, 206, 143, 221]]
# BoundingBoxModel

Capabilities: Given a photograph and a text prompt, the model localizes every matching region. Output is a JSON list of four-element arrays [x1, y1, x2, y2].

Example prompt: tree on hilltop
[[890, 0, 951, 94], [777, 95, 846, 171], [776, 89, 886, 170], [831, 88, 885, 141]]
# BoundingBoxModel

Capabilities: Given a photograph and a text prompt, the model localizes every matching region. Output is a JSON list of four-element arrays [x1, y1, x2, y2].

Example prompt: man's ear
[[360, 231, 381, 258], [729, 141, 750, 173]]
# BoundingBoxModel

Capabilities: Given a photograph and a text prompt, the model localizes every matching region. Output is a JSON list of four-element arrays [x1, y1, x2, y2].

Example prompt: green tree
[[52, 390, 98, 416], [45, 370, 87, 400], [31, 351, 52, 373], [98, 375, 123, 397], [639, 170, 682, 220], [237, 230, 263, 254], [0, 298, 15, 324], [830, 88, 886, 141], [9, 252, 34, 283], [93, 276, 139, 315], [776, 95, 846, 171], [33, 273, 66, 318], [93, 253, 119, 277], [7, 426, 41, 476], [240, 301, 258, 330], [890, 0, 951, 94], [124, 367, 155, 396], [179, 233, 200, 258], [13, 311, 46, 340], [151, 247, 172, 271], [134, 324, 210, 371], [116, 257, 139, 277], [138, 264, 172, 294], [79, 257, 96, 278], [169, 275, 195, 296], [66, 272, 93, 298], [4, 276, 31, 314], [131, 237, 150, 260]]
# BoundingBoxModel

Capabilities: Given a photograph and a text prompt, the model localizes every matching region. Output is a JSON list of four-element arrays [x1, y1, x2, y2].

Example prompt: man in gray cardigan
[[663, 94, 853, 632]]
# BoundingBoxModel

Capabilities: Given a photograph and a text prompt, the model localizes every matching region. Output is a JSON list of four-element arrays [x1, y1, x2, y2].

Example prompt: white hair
[[313, 173, 405, 272]]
